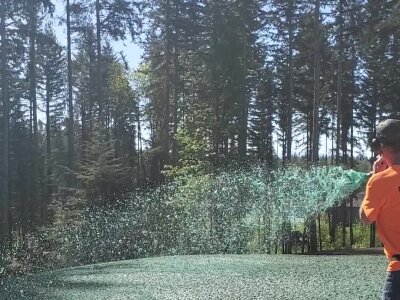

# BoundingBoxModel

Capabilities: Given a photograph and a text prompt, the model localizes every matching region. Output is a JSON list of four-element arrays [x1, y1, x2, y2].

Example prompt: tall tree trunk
[[96, 0, 103, 131], [337, 0, 347, 249], [81, 96, 87, 158], [350, 107, 354, 168], [281, 131, 286, 162], [312, 0, 320, 163], [350, 2, 357, 170], [211, 8, 221, 165], [29, 0, 38, 226], [286, 0, 294, 163], [45, 79, 51, 223], [137, 110, 142, 184], [336, 0, 343, 166], [162, 0, 171, 170], [172, 46, 179, 166], [1, 0, 10, 250], [88, 26, 96, 141], [238, 3, 248, 159], [66, 0, 74, 175], [306, 113, 309, 162], [309, 0, 321, 253], [170, 0, 179, 166], [330, 123, 334, 165], [266, 89, 274, 165]]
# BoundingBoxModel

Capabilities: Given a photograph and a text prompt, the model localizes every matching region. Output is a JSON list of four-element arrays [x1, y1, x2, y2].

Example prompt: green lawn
[[0, 254, 387, 299]]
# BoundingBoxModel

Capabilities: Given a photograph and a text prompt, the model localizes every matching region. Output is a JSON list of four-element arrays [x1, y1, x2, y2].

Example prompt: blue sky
[[53, 0, 143, 70]]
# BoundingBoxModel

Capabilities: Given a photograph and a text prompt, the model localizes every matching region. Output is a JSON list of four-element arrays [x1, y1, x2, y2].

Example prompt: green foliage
[[176, 129, 209, 164], [163, 129, 212, 179], [75, 138, 133, 206], [353, 222, 381, 249], [317, 216, 371, 250]]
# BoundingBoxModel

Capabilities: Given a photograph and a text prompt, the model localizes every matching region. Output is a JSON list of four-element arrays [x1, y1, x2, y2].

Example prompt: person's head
[[371, 119, 400, 164]]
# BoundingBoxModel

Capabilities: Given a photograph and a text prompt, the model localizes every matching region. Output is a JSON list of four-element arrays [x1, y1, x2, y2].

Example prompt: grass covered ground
[[0, 254, 387, 299]]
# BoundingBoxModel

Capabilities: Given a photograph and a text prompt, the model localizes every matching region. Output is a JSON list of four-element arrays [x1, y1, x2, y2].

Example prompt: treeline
[[0, 0, 399, 257]]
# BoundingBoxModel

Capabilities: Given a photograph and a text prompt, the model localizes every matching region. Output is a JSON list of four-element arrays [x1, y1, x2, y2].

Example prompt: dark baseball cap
[[376, 119, 400, 146]]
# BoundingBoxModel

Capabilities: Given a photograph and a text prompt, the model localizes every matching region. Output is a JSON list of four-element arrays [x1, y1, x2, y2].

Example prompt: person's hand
[[373, 155, 388, 174]]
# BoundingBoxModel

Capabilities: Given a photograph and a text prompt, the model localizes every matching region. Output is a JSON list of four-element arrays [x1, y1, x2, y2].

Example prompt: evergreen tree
[[22, 0, 55, 226], [66, 0, 74, 178], [267, 0, 305, 162], [0, 0, 10, 250], [248, 64, 276, 164], [292, 12, 334, 161], [37, 27, 66, 220]]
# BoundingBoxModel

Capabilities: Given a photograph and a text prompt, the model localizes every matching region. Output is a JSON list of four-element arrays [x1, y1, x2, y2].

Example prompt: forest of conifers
[[0, 0, 399, 270]]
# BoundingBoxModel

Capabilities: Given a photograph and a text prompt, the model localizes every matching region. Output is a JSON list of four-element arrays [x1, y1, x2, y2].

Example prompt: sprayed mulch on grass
[[0, 254, 387, 300]]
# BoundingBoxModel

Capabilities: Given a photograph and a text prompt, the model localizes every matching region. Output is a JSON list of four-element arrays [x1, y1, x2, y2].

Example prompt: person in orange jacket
[[360, 119, 400, 300]]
